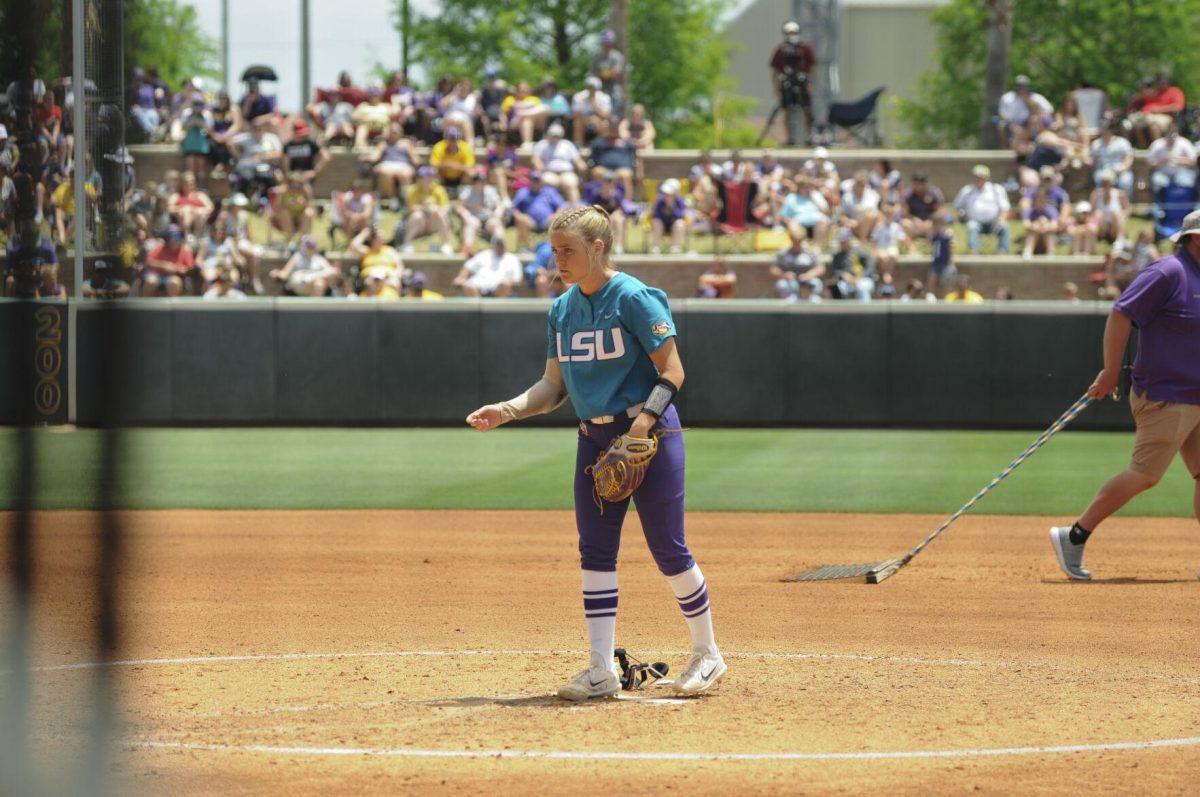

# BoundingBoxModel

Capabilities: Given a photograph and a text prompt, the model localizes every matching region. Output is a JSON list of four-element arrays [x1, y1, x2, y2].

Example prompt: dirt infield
[[5, 509, 1199, 794]]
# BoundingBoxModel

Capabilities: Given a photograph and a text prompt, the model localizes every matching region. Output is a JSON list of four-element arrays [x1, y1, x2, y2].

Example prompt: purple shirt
[[512, 185, 564, 227], [1025, 185, 1069, 212], [1114, 249, 1200, 404], [582, 180, 635, 215], [652, 195, 687, 225], [1022, 204, 1059, 222]]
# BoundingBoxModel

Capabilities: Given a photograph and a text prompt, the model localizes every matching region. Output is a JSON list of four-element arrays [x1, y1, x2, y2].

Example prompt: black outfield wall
[[0, 299, 1133, 429]]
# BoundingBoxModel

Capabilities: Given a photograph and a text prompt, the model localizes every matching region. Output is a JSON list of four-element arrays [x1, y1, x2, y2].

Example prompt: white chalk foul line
[[24, 648, 1200, 762], [25, 648, 993, 673], [129, 736, 1200, 762]]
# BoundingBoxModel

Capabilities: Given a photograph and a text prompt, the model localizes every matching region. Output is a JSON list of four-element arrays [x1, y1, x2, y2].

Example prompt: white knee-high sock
[[666, 564, 718, 656], [581, 570, 618, 671]]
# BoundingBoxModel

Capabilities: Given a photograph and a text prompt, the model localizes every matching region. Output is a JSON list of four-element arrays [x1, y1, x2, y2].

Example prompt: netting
[[78, 0, 126, 255]]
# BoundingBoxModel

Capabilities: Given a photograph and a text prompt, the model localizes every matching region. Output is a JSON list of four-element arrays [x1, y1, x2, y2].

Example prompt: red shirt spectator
[[335, 70, 365, 107], [145, 237, 195, 277], [1141, 82, 1185, 114]]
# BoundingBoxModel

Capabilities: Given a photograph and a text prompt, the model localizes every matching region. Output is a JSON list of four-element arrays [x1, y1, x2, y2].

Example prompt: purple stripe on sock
[[582, 588, 619, 596], [584, 596, 619, 611], [678, 590, 708, 615], [585, 611, 617, 618], [676, 582, 706, 604], [682, 601, 710, 618]]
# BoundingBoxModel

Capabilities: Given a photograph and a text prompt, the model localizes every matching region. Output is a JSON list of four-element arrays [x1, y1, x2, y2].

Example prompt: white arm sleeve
[[497, 358, 568, 423]]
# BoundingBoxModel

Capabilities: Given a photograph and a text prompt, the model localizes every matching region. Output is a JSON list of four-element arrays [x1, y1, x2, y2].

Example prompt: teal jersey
[[547, 272, 676, 420]]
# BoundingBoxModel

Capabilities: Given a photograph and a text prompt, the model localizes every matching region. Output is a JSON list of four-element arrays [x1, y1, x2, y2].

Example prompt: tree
[[398, 0, 746, 147], [404, 0, 608, 90], [1, 0, 216, 90], [123, 0, 219, 88], [899, 0, 1200, 148]]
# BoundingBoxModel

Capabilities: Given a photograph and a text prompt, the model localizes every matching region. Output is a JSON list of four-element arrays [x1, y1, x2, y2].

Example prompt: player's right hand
[[1086, 368, 1119, 400], [465, 404, 503, 432]]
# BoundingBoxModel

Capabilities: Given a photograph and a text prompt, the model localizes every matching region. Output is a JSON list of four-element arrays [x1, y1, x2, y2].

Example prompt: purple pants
[[574, 404, 694, 576]]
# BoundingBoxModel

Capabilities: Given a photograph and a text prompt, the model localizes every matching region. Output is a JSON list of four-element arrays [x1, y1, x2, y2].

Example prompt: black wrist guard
[[643, 378, 677, 420]]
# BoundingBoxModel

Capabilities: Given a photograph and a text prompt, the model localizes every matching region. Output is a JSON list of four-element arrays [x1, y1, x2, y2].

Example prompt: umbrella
[[240, 65, 278, 83]]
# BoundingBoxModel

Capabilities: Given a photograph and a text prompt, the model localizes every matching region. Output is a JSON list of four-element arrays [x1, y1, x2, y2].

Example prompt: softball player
[[466, 205, 726, 699]]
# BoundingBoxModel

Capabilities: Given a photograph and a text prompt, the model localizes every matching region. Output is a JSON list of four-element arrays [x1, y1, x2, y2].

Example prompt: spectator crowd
[[1, 56, 1191, 303]]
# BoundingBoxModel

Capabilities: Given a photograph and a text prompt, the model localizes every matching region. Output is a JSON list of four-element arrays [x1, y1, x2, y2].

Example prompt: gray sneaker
[[1049, 526, 1092, 581]]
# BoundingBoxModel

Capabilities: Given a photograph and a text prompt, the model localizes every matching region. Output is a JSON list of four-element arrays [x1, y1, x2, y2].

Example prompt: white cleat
[[671, 651, 727, 695], [1049, 526, 1092, 581], [557, 666, 621, 701]]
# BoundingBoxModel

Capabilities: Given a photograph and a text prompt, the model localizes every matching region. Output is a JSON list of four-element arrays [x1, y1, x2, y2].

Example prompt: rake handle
[[876, 393, 1094, 579]]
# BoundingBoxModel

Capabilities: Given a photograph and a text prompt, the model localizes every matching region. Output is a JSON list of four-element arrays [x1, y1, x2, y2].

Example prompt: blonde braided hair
[[549, 205, 615, 274]]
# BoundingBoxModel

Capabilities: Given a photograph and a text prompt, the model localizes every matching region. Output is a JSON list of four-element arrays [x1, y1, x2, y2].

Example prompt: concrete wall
[[0, 299, 1131, 430], [47, 250, 1105, 302], [129, 145, 1153, 204]]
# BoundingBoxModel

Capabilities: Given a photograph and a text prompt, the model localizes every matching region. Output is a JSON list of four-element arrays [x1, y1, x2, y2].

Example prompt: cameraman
[[769, 21, 815, 145]]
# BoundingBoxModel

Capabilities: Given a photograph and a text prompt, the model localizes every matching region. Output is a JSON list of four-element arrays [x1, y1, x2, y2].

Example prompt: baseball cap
[[837, 228, 853, 243], [0, 124, 8, 139], [783, 20, 800, 34], [1038, 165, 1056, 180], [813, 146, 829, 159], [1171, 209, 1200, 242], [94, 259, 112, 272], [530, 169, 544, 181], [601, 169, 617, 181], [585, 76, 602, 90], [409, 271, 428, 287], [547, 122, 565, 137], [165, 224, 184, 241], [365, 266, 391, 282], [490, 233, 506, 247], [912, 171, 928, 182], [293, 118, 310, 136], [972, 164, 990, 179], [301, 235, 317, 249], [228, 192, 250, 207], [1015, 75, 1032, 89], [601, 29, 616, 45], [660, 178, 680, 195], [484, 67, 498, 79], [445, 127, 461, 140], [1097, 170, 1115, 183], [418, 165, 436, 178]]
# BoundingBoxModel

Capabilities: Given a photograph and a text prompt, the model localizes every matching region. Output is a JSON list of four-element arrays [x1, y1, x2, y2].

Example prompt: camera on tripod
[[779, 68, 808, 109]]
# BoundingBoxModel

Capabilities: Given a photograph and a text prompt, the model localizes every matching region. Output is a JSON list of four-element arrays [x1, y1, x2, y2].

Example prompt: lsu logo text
[[557, 329, 626, 362]]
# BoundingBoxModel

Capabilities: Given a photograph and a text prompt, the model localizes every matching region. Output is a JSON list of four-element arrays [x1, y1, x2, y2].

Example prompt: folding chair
[[713, 180, 759, 254], [827, 87, 886, 147], [1151, 183, 1199, 242]]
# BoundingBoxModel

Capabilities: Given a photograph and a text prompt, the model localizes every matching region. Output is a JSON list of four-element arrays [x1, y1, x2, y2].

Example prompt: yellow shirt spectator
[[429, 139, 476, 182], [51, 179, 98, 215], [358, 245, 402, 281], [501, 93, 542, 117], [406, 181, 450, 208], [944, 289, 984, 304]]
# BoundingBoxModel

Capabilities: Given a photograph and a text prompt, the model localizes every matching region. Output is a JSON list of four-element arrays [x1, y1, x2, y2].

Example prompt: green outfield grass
[[0, 427, 1194, 517]]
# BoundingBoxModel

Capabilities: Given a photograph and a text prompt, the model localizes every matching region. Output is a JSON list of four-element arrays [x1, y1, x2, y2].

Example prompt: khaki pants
[[1129, 391, 1200, 480]]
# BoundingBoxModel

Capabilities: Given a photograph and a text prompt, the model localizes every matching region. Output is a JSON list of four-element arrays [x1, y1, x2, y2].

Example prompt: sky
[[188, 0, 435, 111], [187, 0, 756, 112]]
